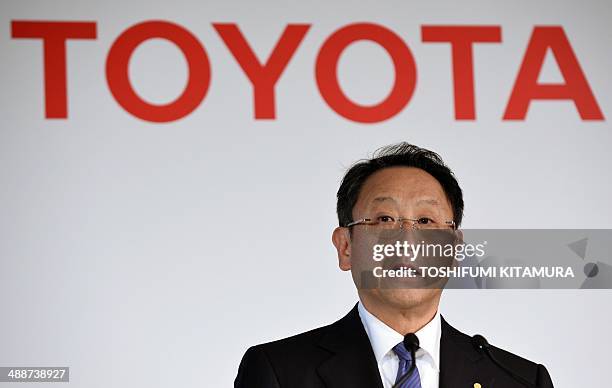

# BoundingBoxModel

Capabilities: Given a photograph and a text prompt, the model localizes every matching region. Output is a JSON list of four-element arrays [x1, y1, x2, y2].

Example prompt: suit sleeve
[[536, 363, 554, 388], [234, 345, 281, 388]]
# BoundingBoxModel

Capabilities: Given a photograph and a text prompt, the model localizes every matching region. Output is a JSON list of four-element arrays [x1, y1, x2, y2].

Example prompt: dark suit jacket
[[235, 303, 553, 388]]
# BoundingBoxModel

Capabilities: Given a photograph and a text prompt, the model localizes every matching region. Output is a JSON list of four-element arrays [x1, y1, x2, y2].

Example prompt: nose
[[396, 220, 421, 246], [398, 218, 419, 230]]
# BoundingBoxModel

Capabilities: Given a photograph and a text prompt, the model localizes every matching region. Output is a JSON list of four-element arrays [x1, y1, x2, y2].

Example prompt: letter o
[[106, 21, 211, 122], [315, 23, 417, 123]]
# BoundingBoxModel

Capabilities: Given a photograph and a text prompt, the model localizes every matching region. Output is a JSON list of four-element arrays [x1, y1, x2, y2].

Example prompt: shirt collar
[[357, 300, 441, 371]]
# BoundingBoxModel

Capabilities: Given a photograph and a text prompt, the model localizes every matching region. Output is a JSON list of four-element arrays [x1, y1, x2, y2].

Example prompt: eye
[[417, 217, 435, 225], [377, 215, 396, 223]]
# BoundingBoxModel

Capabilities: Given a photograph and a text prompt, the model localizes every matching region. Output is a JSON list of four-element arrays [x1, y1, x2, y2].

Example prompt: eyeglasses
[[346, 216, 456, 236]]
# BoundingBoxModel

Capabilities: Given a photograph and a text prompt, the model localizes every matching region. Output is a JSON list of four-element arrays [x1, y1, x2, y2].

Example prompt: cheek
[[349, 232, 377, 259], [349, 238, 386, 286]]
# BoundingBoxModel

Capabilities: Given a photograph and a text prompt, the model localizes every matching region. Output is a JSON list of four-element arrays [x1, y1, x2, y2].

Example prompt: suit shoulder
[[488, 343, 553, 387], [443, 318, 554, 387], [248, 321, 333, 355], [235, 320, 339, 387], [445, 317, 540, 366]]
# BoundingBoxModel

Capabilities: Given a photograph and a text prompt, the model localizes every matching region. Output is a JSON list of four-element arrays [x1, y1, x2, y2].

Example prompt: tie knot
[[392, 342, 413, 361]]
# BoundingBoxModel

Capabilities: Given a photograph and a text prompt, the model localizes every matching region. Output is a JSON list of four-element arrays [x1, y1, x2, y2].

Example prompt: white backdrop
[[1, 1, 611, 387]]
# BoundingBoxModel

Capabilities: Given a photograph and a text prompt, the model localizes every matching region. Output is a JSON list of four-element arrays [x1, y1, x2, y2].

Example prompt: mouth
[[389, 261, 423, 277]]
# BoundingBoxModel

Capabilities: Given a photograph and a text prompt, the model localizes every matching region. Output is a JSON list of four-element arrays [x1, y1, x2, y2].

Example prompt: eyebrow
[[371, 197, 441, 207], [372, 196, 398, 204], [416, 198, 440, 206]]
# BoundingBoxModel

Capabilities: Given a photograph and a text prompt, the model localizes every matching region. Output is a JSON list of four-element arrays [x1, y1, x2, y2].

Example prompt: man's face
[[335, 166, 455, 311]]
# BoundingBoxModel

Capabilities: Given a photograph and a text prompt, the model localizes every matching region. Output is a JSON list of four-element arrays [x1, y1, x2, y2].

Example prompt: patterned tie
[[392, 342, 422, 388]]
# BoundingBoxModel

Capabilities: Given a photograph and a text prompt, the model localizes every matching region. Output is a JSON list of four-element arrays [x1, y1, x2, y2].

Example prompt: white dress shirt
[[357, 300, 441, 388]]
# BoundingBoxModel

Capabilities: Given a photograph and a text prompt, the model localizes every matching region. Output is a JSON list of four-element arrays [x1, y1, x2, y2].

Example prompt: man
[[234, 143, 554, 388]]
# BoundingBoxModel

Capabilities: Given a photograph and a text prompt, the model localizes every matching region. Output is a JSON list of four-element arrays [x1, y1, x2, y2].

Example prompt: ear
[[454, 229, 464, 244], [451, 228, 464, 268], [332, 226, 352, 271]]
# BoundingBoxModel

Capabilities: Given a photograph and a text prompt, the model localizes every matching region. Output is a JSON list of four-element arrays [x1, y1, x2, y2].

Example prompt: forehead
[[355, 167, 450, 209]]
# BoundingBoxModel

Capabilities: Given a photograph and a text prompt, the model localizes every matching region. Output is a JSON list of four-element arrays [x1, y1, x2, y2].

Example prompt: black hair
[[336, 142, 464, 228]]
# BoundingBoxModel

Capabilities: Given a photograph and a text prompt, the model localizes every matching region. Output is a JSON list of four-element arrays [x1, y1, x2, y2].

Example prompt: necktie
[[392, 342, 422, 388]]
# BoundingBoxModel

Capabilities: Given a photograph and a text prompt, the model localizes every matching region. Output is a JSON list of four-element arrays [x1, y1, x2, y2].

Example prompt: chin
[[375, 288, 440, 311]]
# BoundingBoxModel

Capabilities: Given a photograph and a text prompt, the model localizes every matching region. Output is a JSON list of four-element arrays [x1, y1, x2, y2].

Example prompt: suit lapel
[[439, 316, 498, 388], [316, 303, 384, 388]]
